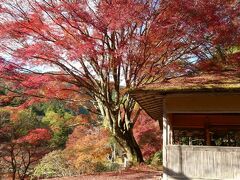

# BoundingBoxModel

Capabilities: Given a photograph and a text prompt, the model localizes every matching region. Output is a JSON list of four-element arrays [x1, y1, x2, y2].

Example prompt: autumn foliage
[[15, 128, 51, 145], [65, 126, 112, 173], [134, 112, 162, 159], [0, 0, 239, 164], [0, 111, 51, 179]]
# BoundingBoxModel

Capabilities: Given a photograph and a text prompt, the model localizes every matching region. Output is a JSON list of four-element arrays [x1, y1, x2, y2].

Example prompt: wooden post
[[168, 114, 173, 145], [204, 121, 211, 146], [163, 113, 168, 180], [206, 128, 211, 146]]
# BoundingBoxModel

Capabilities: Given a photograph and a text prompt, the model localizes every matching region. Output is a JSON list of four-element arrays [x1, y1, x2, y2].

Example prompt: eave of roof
[[129, 71, 240, 122]]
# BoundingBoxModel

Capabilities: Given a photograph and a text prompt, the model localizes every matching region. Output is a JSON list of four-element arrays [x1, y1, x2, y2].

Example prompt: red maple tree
[[0, 0, 239, 163], [134, 111, 162, 159], [0, 125, 51, 180]]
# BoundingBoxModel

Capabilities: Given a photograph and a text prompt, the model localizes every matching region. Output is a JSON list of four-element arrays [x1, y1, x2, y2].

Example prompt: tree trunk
[[114, 128, 144, 164], [96, 96, 144, 164], [11, 169, 16, 180], [124, 130, 144, 163]]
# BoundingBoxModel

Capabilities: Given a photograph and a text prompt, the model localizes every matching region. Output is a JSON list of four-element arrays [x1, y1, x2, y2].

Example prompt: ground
[[45, 167, 162, 180], [1, 165, 162, 179]]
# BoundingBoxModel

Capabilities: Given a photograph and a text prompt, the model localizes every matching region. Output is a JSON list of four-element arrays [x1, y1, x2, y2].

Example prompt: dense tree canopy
[[0, 0, 239, 162]]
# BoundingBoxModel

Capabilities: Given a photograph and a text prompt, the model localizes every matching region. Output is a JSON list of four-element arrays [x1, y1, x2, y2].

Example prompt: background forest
[[0, 97, 161, 179]]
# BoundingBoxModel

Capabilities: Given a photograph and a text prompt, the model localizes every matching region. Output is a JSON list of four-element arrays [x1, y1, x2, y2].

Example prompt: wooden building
[[130, 72, 240, 180]]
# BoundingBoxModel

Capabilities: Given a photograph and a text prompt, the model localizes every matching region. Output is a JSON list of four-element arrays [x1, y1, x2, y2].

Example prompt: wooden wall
[[165, 145, 240, 179], [165, 93, 240, 113], [171, 114, 240, 129]]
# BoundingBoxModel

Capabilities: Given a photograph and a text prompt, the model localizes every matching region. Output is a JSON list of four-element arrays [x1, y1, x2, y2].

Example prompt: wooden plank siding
[[171, 114, 240, 129], [165, 93, 240, 113], [166, 145, 240, 180]]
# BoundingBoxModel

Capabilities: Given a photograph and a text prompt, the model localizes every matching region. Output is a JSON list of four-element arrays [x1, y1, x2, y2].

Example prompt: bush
[[64, 127, 122, 174], [107, 163, 121, 171], [95, 162, 121, 172], [77, 161, 121, 173], [33, 128, 122, 178], [50, 126, 72, 148], [32, 150, 77, 178], [95, 162, 108, 172], [147, 150, 162, 167]]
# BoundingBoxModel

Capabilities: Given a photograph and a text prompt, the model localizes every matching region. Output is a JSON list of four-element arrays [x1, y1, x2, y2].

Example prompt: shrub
[[32, 150, 77, 178], [95, 162, 108, 172], [34, 126, 122, 178], [148, 150, 163, 167], [95, 162, 121, 172], [65, 127, 122, 174], [107, 162, 121, 171], [75, 161, 121, 174]]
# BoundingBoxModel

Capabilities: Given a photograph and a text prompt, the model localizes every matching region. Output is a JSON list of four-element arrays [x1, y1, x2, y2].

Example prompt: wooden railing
[[165, 145, 240, 179]]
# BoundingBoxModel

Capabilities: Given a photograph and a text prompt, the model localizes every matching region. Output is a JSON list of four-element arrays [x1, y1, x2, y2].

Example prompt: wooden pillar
[[205, 121, 211, 146], [168, 114, 173, 145], [163, 113, 169, 180], [205, 128, 211, 146]]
